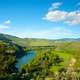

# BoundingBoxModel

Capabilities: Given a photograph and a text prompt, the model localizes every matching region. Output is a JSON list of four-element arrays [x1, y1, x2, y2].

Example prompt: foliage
[[0, 33, 80, 79], [20, 47, 64, 79], [0, 41, 25, 79]]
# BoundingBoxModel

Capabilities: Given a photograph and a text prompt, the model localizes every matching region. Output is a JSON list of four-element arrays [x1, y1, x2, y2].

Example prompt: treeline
[[0, 42, 17, 77], [0, 41, 25, 79]]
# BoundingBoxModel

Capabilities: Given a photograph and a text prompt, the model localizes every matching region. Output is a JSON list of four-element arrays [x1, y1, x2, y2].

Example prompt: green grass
[[50, 52, 73, 73]]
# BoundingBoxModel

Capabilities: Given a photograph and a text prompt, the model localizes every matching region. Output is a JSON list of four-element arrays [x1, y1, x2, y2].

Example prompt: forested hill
[[0, 34, 26, 77], [0, 33, 26, 58]]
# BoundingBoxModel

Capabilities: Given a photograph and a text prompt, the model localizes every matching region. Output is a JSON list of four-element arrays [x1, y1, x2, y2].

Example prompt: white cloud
[[4, 20, 11, 26], [49, 2, 62, 11], [65, 11, 80, 25], [43, 10, 80, 25], [43, 10, 67, 22], [43, 2, 80, 25], [0, 20, 11, 31], [0, 25, 9, 31]]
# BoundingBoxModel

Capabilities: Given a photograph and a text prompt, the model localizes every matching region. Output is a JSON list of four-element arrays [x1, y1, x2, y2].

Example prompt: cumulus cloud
[[49, 2, 62, 11], [0, 25, 9, 31], [4, 20, 11, 26], [0, 20, 11, 31], [65, 11, 80, 25], [43, 2, 80, 25], [43, 10, 67, 22]]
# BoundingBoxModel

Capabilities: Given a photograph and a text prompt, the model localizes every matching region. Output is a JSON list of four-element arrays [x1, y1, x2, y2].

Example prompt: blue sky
[[0, 0, 80, 39]]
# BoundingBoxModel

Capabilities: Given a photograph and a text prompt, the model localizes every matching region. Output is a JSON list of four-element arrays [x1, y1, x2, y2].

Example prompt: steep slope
[[0, 33, 27, 47]]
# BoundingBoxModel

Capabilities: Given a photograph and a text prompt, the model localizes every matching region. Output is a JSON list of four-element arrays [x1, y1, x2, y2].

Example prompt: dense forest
[[0, 33, 80, 80]]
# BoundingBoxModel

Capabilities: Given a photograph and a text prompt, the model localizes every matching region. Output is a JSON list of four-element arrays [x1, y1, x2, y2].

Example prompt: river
[[15, 51, 36, 70]]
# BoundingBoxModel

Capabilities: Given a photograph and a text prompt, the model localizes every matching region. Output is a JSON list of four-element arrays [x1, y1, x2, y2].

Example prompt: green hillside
[[1, 33, 80, 47], [0, 33, 80, 80]]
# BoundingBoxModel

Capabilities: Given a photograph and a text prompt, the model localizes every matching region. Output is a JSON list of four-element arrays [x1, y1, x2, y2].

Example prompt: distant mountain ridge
[[0, 33, 80, 47], [55, 38, 80, 41]]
